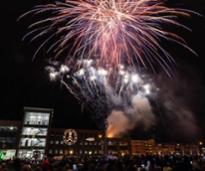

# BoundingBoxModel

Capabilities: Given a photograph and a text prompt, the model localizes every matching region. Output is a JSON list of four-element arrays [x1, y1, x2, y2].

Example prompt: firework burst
[[46, 59, 155, 104], [46, 59, 158, 132], [20, 0, 197, 76]]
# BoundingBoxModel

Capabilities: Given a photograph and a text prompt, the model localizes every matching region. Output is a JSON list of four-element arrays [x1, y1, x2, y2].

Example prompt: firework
[[46, 59, 158, 136], [20, 0, 198, 137], [20, 0, 197, 75], [47, 59, 155, 104]]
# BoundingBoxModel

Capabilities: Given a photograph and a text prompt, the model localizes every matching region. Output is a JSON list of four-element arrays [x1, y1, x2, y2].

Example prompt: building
[[0, 120, 21, 160], [0, 107, 202, 160], [17, 107, 53, 160], [131, 139, 156, 155], [48, 129, 131, 157], [131, 139, 200, 155], [105, 138, 131, 156], [155, 143, 200, 155], [48, 128, 105, 156]]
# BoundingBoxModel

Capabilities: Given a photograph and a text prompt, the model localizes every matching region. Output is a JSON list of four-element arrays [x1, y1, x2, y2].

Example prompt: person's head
[[22, 164, 32, 171], [34, 166, 43, 171]]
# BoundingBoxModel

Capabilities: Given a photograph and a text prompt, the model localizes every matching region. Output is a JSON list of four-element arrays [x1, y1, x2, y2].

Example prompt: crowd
[[0, 155, 205, 171]]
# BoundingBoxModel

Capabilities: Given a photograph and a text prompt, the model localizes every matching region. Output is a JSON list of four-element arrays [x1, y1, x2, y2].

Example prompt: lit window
[[9, 127, 14, 130], [55, 141, 59, 144], [69, 150, 74, 155], [24, 112, 50, 126], [98, 134, 103, 139], [22, 127, 48, 136]]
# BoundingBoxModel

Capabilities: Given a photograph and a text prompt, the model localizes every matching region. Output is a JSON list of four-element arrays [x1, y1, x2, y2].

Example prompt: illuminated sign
[[63, 129, 78, 146]]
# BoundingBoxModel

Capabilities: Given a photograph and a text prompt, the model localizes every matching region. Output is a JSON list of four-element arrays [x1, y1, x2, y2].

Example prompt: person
[[163, 163, 173, 171], [13, 158, 21, 171], [21, 164, 32, 171], [41, 157, 51, 171], [34, 166, 43, 171], [0, 162, 8, 171]]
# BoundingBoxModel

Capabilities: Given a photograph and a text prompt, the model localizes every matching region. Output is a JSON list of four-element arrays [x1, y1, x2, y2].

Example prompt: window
[[119, 142, 128, 146], [0, 126, 18, 132], [0, 137, 16, 147], [20, 138, 46, 147], [0, 150, 16, 160], [18, 150, 45, 160], [24, 112, 50, 125], [22, 127, 48, 136]]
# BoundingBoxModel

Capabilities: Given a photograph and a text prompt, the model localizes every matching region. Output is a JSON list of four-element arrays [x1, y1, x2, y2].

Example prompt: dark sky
[[0, 0, 98, 129], [0, 0, 205, 141]]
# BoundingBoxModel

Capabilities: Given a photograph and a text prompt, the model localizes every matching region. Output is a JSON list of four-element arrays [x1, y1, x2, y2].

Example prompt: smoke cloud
[[106, 69, 200, 141], [106, 110, 131, 138], [106, 94, 155, 138], [154, 71, 200, 141]]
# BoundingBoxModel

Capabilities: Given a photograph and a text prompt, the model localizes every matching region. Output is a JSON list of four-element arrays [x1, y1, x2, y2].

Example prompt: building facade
[[17, 107, 53, 160], [131, 139, 200, 155], [105, 138, 131, 156], [48, 128, 105, 156], [0, 120, 21, 160], [131, 139, 156, 155], [48, 129, 131, 157]]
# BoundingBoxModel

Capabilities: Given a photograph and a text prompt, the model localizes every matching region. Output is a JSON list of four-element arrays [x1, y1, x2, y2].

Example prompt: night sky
[[0, 0, 205, 142]]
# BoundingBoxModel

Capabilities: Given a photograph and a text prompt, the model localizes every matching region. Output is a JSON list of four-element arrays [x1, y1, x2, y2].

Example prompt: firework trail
[[46, 59, 157, 137], [20, 0, 197, 75]]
